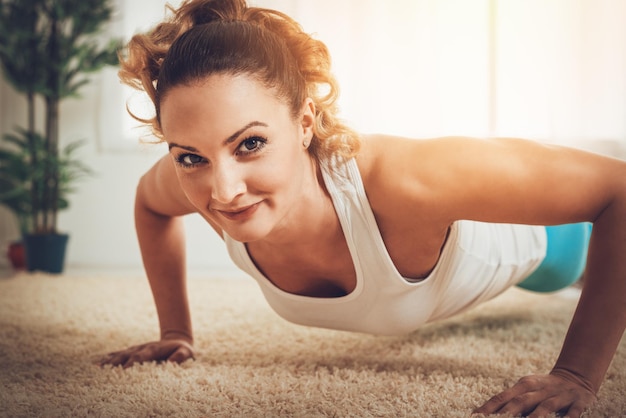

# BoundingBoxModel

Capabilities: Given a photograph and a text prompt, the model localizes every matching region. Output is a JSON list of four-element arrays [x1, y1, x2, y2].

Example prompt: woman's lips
[[216, 202, 261, 221]]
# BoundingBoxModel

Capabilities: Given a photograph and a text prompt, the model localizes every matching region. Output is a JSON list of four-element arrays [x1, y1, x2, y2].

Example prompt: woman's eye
[[176, 153, 204, 167], [237, 136, 266, 155], [243, 138, 258, 150]]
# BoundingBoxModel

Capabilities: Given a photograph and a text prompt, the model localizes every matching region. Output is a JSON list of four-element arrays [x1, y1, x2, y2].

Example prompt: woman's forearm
[[552, 197, 626, 392], [135, 197, 193, 344]]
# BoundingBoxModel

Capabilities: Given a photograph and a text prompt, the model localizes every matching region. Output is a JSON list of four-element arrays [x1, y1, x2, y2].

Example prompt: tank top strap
[[319, 157, 408, 283]]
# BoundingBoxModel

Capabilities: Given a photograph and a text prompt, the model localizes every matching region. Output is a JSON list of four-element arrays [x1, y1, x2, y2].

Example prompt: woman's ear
[[300, 98, 315, 148]]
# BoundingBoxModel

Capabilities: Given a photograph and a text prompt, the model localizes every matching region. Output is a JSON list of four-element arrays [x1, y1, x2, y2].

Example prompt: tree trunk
[[45, 96, 60, 232], [43, 2, 60, 234], [26, 92, 40, 232]]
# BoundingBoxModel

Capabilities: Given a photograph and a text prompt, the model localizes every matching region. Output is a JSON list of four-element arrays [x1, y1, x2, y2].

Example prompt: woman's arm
[[363, 135, 626, 417], [476, 195, 625, 417], [101, 155, 204, 368]]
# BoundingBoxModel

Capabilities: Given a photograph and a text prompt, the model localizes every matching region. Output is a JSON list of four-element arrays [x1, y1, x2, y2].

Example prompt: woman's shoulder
[[354, 134, 405, 184], [355, 133, 439, 193], [355, 134, 508, 187], [356, 133, 445, 173], [354, 134, 482, 223], [354, 134, 435, 215]]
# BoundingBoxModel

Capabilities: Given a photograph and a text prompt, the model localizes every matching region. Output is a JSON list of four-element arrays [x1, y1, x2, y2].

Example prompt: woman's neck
[[257, 157, 341, 251]]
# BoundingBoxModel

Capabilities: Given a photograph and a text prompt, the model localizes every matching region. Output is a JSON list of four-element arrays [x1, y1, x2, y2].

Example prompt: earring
[[303, 139, 310, 148]]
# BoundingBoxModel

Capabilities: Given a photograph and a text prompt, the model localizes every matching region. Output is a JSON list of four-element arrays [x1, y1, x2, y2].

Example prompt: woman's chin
[[222, 225, 272, 243]]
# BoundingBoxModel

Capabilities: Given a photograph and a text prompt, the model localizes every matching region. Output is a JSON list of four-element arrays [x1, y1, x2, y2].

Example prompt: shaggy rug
[[0, 271, 624, 417]]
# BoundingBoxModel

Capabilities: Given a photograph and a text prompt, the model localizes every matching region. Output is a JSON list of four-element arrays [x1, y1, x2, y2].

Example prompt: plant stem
[[26, 91, 40, 233], [43, 2, 60, 233]]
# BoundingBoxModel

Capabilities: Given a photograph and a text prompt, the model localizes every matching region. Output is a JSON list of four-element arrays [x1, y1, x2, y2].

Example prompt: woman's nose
[[210, 163, 246, 204]]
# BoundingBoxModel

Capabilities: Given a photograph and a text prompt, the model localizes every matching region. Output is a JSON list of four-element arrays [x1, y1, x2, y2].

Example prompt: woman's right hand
[[99, 339, 195, 368]]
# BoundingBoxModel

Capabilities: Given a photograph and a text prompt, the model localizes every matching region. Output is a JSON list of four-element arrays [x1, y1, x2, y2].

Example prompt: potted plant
[[0, 0, 122, 273]]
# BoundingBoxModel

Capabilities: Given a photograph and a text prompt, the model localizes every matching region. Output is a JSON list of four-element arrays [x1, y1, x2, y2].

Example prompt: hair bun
[[178, 0, 247, 25]]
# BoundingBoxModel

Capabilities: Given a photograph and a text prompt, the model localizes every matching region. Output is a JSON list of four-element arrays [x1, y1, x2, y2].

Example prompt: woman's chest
[[248, 238, 357, 298], [247, 218, 449, 298]]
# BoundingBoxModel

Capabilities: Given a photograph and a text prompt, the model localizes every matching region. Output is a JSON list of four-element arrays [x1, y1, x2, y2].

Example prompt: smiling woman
[[101, 1, 626, 417], [158, 72, 320, 245]]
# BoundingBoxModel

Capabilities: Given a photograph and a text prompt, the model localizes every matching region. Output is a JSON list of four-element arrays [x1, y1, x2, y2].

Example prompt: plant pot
[[7, 241, 27, 270], [23, 233, 70, 274]]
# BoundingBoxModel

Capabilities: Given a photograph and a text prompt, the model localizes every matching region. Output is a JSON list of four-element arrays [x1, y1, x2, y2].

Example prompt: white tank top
[[224, 157, 547, 336]]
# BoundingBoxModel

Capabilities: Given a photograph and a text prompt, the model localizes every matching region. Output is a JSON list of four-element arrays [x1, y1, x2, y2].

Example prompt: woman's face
[[160, 73, 315, 243]]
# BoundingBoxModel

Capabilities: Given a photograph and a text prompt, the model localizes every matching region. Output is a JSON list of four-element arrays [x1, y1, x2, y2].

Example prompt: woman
[[101, 0, 626, 416]]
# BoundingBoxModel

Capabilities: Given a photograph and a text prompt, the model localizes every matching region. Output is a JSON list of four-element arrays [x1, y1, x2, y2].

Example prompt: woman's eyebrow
[[168, 143, 199, 152], [168, 121, 269, 152], [223, 121, 268, 145]]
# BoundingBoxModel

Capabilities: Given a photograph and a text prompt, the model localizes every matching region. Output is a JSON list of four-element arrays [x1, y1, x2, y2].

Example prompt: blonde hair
[[119, 0, 359, 160]]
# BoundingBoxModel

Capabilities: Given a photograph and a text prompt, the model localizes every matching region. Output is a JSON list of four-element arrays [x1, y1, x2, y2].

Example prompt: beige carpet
[[0, 272, 624, 418]]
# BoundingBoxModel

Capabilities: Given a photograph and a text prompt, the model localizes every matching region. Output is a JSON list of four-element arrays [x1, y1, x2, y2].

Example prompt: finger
[[492, 391, 547, 416], [167, 345, 194, 364], [474, 375, 550, 415], [100, 351, 132, 367], [150, 341, 189, 362], [122, 351, 148, 369], [528, 396, 594, 418], [99, 354, 116, 367], [563, 400, 592, 418], [473, 385, 526, 414], [122, 342, 179, 368], [121, 344, 158, 368], [101, 341, 195, 368], [527, 396, 571, 418], [100, 343, 148, 367]]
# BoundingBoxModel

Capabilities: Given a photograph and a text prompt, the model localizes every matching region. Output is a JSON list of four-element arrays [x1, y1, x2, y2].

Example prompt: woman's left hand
[[473, 372, 597, 417]]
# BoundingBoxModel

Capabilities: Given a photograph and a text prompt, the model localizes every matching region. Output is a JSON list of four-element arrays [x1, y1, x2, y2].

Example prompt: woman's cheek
[[178, 175, 210, 209]]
